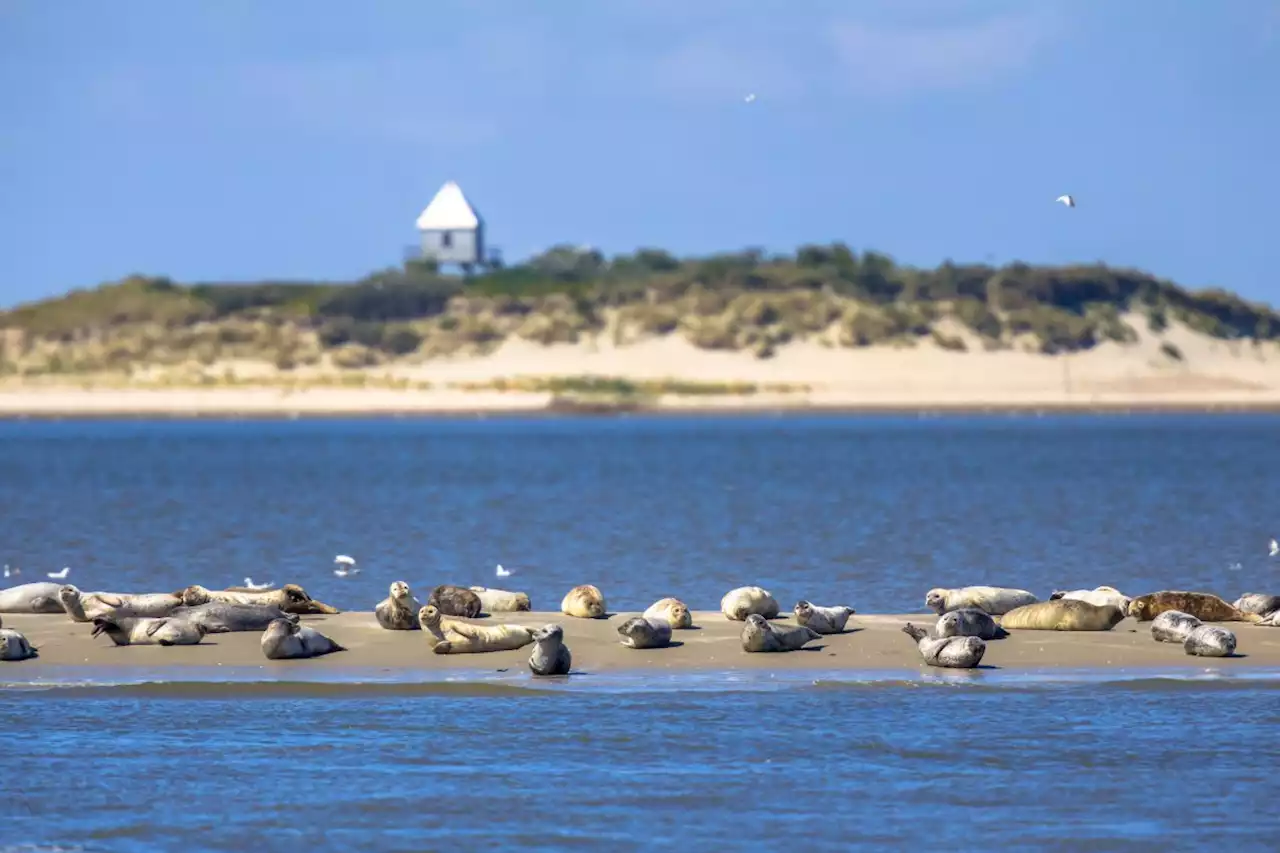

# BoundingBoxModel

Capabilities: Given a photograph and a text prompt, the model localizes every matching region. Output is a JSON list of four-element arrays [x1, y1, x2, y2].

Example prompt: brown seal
[[1127, 591, 1263, 624]]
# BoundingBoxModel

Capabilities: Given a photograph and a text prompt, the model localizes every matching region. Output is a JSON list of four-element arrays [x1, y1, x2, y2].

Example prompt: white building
[[415, 181, 484, 267]]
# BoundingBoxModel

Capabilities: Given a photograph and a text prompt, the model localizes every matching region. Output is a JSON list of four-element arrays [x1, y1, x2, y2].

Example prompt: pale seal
[[925, 586, 1038, 616], [1183, 625, 1237, 658], [427, 585, 484, 619], [0, 582, 66, 614], [1048, 586, 1132, 611], [1232, 593, 1280, 618], [998, 600, 1125, 632], [741, 613, 820, 652], [375, 581, 422, 631], [617, 616, 672, 649], [261, 617, 346, 660], [561, 584, 606, 620], [178, 584, 339, 615], [468, 586, 532, 613], [1126, 591, 1263, 624], [793, 600, 855, 634], [901, 623, 986, 669], [58, 585, 184, 622], [1150, 610, 1203, 644], [178, 602, 299, 633], [528, 623, 572, 676], [720, 586, 780, 622], [935, 608, 1008, 641], [417, 604, 535, 654], [642, 598, 693, 629], [91, 615, 208, 647], [0, 627, 38, 661]]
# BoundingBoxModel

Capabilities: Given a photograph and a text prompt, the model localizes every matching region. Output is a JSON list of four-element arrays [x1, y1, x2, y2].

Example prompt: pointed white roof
[[415, 181, 480, 231]]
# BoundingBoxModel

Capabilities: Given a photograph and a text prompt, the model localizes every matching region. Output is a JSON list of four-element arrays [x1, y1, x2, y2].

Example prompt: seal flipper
[[30, 595, 58, 613]]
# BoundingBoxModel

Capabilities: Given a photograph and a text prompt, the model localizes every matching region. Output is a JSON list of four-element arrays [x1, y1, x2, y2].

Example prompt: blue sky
[[2, 0, 1278, 308]]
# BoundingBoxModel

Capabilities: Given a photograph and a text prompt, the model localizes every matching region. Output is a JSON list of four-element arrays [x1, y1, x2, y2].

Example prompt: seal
[[468, 586, 532, 613], [642, 598, 693, 629], [925, 586, 1037, 616], [720, 586, 780, 622], [1183, 625, 1237, 658], [561, 584, 606, 620], [417, 604, 536, 654], [616, 616, 672, 649], [935, 608, 1008, 641], [740, 613, 821, 652], [178, 584, 339, 615], [58, 585, 184, 622], [260, 617, 346, 660], [998, 600, 1125, 632], [528, 623, 572, 676], [91, 615, 208, 647], [375, 581, 422, 631], [1232, 593, 1280, 618], [0, 582, 66, 614], [427, 585, 484, 619], [1048, 586, 1132, 611], [1126, 591, 1263, 623], [0, 627, 38, 661], [793, 600, 856, 634], [901, 623, 986, 669], [1150, 610, 1203, 644], [178, 602, 299, 633]]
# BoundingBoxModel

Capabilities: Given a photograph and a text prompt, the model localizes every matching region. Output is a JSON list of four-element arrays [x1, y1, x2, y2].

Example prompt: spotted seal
[[0, 627, 38, 661], [0, 582, 65, 614], [178, 602, 299, 633], [417, 604, 535, 654], [1048, 585, 1131, 611], [427, 585, 484, 619], [91, 615, 208, 646], [375, 582, 422, 631], [58, 585, 184, 622], [1232, 593, 1280, 618], [998, 600, 1125, 632], [178, 584, 339, 615], [935, 608, 1008, 640], [720, 586, 780, 622], [1150, 610, 1203, 644], [528, 623, 572, 676], [642, 598, 693, 629], [468, 586, 532, 613], [617, 616, 672, 649], [901, 622, 986, 669], [793, 600, 855, 634], [1126, 591, 1262, 624], [925, 586, 1038, 616], [1183, 625, 1237, 658], [741, 613, 820, 652], [260, 618, 346, 660], [561, 584, 606, 620]]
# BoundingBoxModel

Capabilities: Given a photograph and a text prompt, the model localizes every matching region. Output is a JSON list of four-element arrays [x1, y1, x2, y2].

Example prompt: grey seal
[[1150, 610, 1203, 644], [901, 622, 987, 669], [528, 623, 572, 676], [1183, 625, 1237, 658], [0, 582, 66, 613], [925, 586, 1038, 616], [616, 616, 672, 649], [720, 586, 779, 621], [468, 586, 532, 612], [1048, 586, 1131, 611], [793, 600, 856, 634], [741, 613, 820, 652], [0, 627, 38, 661], [91, 615, 208, 647], [260, 617, 346, 660], [179, 602, 299, 633], [58, 585, 184, 622], [427, 585, 484, 618], [375, 581, 422, 631], [178, 583, 339, 615], [1232, 593, 1280, 617], [935, 608, 1008, 640]]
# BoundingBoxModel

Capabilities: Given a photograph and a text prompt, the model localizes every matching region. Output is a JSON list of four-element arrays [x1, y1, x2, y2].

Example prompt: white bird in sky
[[47, 567, 70, 580], [1055, 194, 1075, 208], [496, 564, 512, 578], [744, 93, 756, 103], [1269, 538, 1278, 557], [243, 577, 273, 590], [333, 555, 359, 578]]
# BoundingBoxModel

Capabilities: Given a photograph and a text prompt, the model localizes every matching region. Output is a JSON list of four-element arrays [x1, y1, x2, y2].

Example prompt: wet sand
[[5, 611, 1280, 673]]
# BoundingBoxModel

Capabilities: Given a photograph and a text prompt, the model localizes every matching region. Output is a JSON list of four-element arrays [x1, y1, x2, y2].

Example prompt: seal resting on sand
[[0, 582, 65, 614], [642, 598, 693, 629], [998, 600, 1125, 632], [92, 615, 208, 647], [560, 585, 606, 620], [1126, 591, 1262, 624], [58, 585, 183, 622], [901, 623, 986, 669], [417, 604, 535, 654], [260, 618, 346, 660], [427, 585, 484, 619], [468, 586, 532, 613], [178, 602, 298, 633], [528, 624, 572, 676], [793, 600, 855, 634], [178, 584, 338, 615], [1232, 593, 1280, 618], [925, 586, 1037, 616], [935, 608, 1008, 640], [1183, 625, 1236, 658], [616, 616, 672, 649], [0, 623, 38, 661], [1150, 610, 1203, 644], [741, 613, 820, 652], [720, 586, 779, 622], [1048, 586, 1131, 611], [375, 582, 421, 631]]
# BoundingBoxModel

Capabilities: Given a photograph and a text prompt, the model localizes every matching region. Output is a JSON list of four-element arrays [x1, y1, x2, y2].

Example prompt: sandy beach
[[5, 610, 1279, 673]]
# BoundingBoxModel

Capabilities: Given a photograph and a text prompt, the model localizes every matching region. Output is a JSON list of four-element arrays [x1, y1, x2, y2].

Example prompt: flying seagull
[[1269, 538, 1278, 557], [744, 93, 756, 103], [47, 567, 70, 580], [1056, 195, 1075, 208], [333, 554, 360, 578], [496, 564, 512, 578], [243, 577, 273, 590]]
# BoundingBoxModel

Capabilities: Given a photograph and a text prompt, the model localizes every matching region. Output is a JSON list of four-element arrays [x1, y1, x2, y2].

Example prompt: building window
[[441, 231, 453, 248]]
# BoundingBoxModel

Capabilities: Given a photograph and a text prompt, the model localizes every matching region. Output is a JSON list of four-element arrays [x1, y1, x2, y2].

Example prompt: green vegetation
[[1, 244, 1278, 378]]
